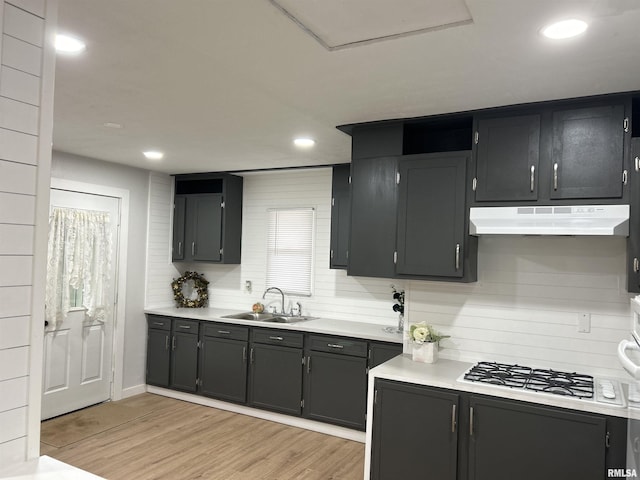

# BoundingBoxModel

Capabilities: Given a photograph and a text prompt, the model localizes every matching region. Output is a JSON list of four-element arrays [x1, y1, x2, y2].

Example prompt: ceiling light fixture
[[541, 19, 588, 39], [143, 151, 164, 160], [55, 34, 86, 54], [294, 138, 315, 147]]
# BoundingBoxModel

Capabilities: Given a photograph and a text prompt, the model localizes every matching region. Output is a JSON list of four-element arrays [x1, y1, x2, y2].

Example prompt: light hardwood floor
[[41, 394, 365, 480]]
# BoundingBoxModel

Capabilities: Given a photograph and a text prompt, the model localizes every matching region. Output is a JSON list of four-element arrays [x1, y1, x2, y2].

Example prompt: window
[[266, 207, 315, 296]]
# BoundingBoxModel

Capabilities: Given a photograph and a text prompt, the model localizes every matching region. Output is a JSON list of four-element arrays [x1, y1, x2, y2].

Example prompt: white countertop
[[144, 306, 403, 344], [369, 354, 633, 419]]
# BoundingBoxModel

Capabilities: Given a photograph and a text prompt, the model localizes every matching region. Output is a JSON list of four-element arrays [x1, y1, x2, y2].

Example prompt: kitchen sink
[[221, 312, 315, 323]]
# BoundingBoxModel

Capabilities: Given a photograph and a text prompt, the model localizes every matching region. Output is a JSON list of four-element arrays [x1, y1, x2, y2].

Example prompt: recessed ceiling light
[[294, 138, 315, 147], [55, 34, 86, 54], [541, 19, 588, 39], [143, 151, 164, 160]]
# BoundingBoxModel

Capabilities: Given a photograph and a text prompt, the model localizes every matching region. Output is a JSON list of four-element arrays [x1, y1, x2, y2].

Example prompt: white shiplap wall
[[0, 0, 54, 465], [146, 169, 633, 379]]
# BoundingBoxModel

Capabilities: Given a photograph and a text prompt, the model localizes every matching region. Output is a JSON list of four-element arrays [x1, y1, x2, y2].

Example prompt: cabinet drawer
[[147, 315, 171, 331], [308, 334, 368, 357], [202, 322, 248, 341], [252, 328, 303, 348], [172, 318, 199, 334]]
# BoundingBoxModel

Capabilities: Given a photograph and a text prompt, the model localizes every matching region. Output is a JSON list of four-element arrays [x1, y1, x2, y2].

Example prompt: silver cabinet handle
[[153, 321, 164, 326], [306, 356, 311, 374], [451, 404, 457, 433], [530, 165, 535, 192], [178, 241, 182, 256], [327, 343, 344, 349], [178, 325, 191, 329], [250, 347, 254, 364], [469, 406, 474, 436], [635, 156, 639, 172], [242, 346, 247, 362], [191, 242, 195, 256], [634, 258, 639, 273], [165, 335, 169, 350], [553, 163, 558, 190], [172, 336, 176, 351], [217, 330, 231, 335], [269, 336, 284, 341], [455, 244, 460, 270]]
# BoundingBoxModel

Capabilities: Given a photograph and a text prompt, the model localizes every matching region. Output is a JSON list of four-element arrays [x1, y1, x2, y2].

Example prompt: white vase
[[412, 342, 438, 363]]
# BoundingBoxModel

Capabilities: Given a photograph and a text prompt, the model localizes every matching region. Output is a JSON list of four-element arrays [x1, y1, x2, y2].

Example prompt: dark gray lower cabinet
[[371, 379, 459, 480], [199, 323, 249, 403], [170, 328, 199, 392], [368, 342, 403, 369], [468, 396, 606, 480], [146, 326, 171, 387], [249, 330, 304, 415], [371, 379, 627, 480], [304, 335, 368, 430]]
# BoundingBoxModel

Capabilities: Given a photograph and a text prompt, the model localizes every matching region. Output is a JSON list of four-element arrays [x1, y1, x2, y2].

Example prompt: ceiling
[[53, 0, 640, 175]]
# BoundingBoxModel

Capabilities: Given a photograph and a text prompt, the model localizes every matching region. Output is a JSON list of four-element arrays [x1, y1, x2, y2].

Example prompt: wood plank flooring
[[41, 393, 365, 480]]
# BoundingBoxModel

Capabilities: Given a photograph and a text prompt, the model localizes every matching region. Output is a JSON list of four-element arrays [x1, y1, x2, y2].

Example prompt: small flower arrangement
[[409, 322, 450, 345], [391, 284, 404, 315]]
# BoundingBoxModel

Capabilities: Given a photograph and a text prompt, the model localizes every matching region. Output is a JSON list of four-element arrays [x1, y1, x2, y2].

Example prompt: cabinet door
[[330, 164, 351, 269], [396, 153, 467, 277], [172, 195, 186, 261], [169, 331, 199, 392], [371, 379, 458, 480], [348, 156, 397, 278], [468, 396, 606, 480], [628, 138, 640, 293], [550, 104, 625, 199], [474, 114, 540, 202], [199, 336, 248, 403], [249, 343, 303, 415], [146, 329, 170, 387], [185, 194, 222, 262], [368, 342, 402, 369], [304, 351, 367, 430]]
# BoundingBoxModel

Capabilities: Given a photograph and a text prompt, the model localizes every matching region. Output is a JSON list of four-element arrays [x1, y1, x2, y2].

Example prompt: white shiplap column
[[0, 0, 57, 466]]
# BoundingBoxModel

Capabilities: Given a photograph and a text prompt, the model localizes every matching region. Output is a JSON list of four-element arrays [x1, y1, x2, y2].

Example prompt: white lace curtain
[[45, 207, 112, 327]]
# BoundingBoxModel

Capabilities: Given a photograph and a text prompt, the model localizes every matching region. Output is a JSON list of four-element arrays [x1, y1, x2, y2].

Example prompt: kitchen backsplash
[[145, 169, 632, 379]]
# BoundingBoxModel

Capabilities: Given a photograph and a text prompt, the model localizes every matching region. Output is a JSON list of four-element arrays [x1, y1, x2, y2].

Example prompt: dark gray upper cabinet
[[396, 152, 469, 278], [330, 164, 351, 269], [348, 156, 398, 278], [172, 173, 243, 264], [628, 138, 640, 293], [474, 114, 541, 202], [371, 379, 459, 480], [550, 104, 625, 200], [172, 195, 186, 261], [468, 396, 607, 480]]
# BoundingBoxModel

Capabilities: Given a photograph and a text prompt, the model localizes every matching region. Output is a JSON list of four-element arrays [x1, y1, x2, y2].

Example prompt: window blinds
[[266, 207, 315, 296]]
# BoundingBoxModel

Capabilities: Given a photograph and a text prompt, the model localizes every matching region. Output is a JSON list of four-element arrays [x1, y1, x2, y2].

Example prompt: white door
[[41, 189, 120, 420]]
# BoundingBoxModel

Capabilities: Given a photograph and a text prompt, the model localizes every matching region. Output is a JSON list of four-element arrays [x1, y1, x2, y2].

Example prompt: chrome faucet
[[262, 287, 285, 314]]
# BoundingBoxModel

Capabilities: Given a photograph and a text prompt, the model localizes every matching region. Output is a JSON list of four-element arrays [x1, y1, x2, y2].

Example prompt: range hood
[[469, 205, 629, 236]]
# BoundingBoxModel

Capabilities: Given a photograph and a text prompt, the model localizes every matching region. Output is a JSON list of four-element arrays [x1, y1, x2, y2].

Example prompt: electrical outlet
[[245, 280, 252, 293], [578, 312, 591, 333]]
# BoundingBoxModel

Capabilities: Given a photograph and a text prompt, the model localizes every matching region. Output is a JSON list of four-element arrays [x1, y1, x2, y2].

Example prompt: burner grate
[[464, 362, 594, 399]]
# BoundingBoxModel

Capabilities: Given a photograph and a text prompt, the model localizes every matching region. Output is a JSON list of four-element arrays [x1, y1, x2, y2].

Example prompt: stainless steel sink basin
[[221, 312, 276, 321], [221, 312, 315, 323]]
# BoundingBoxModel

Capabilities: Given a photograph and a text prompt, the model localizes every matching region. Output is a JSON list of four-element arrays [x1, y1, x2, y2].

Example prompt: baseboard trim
[[121, 384, 147, 399], [145, 385, 366, 443]]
